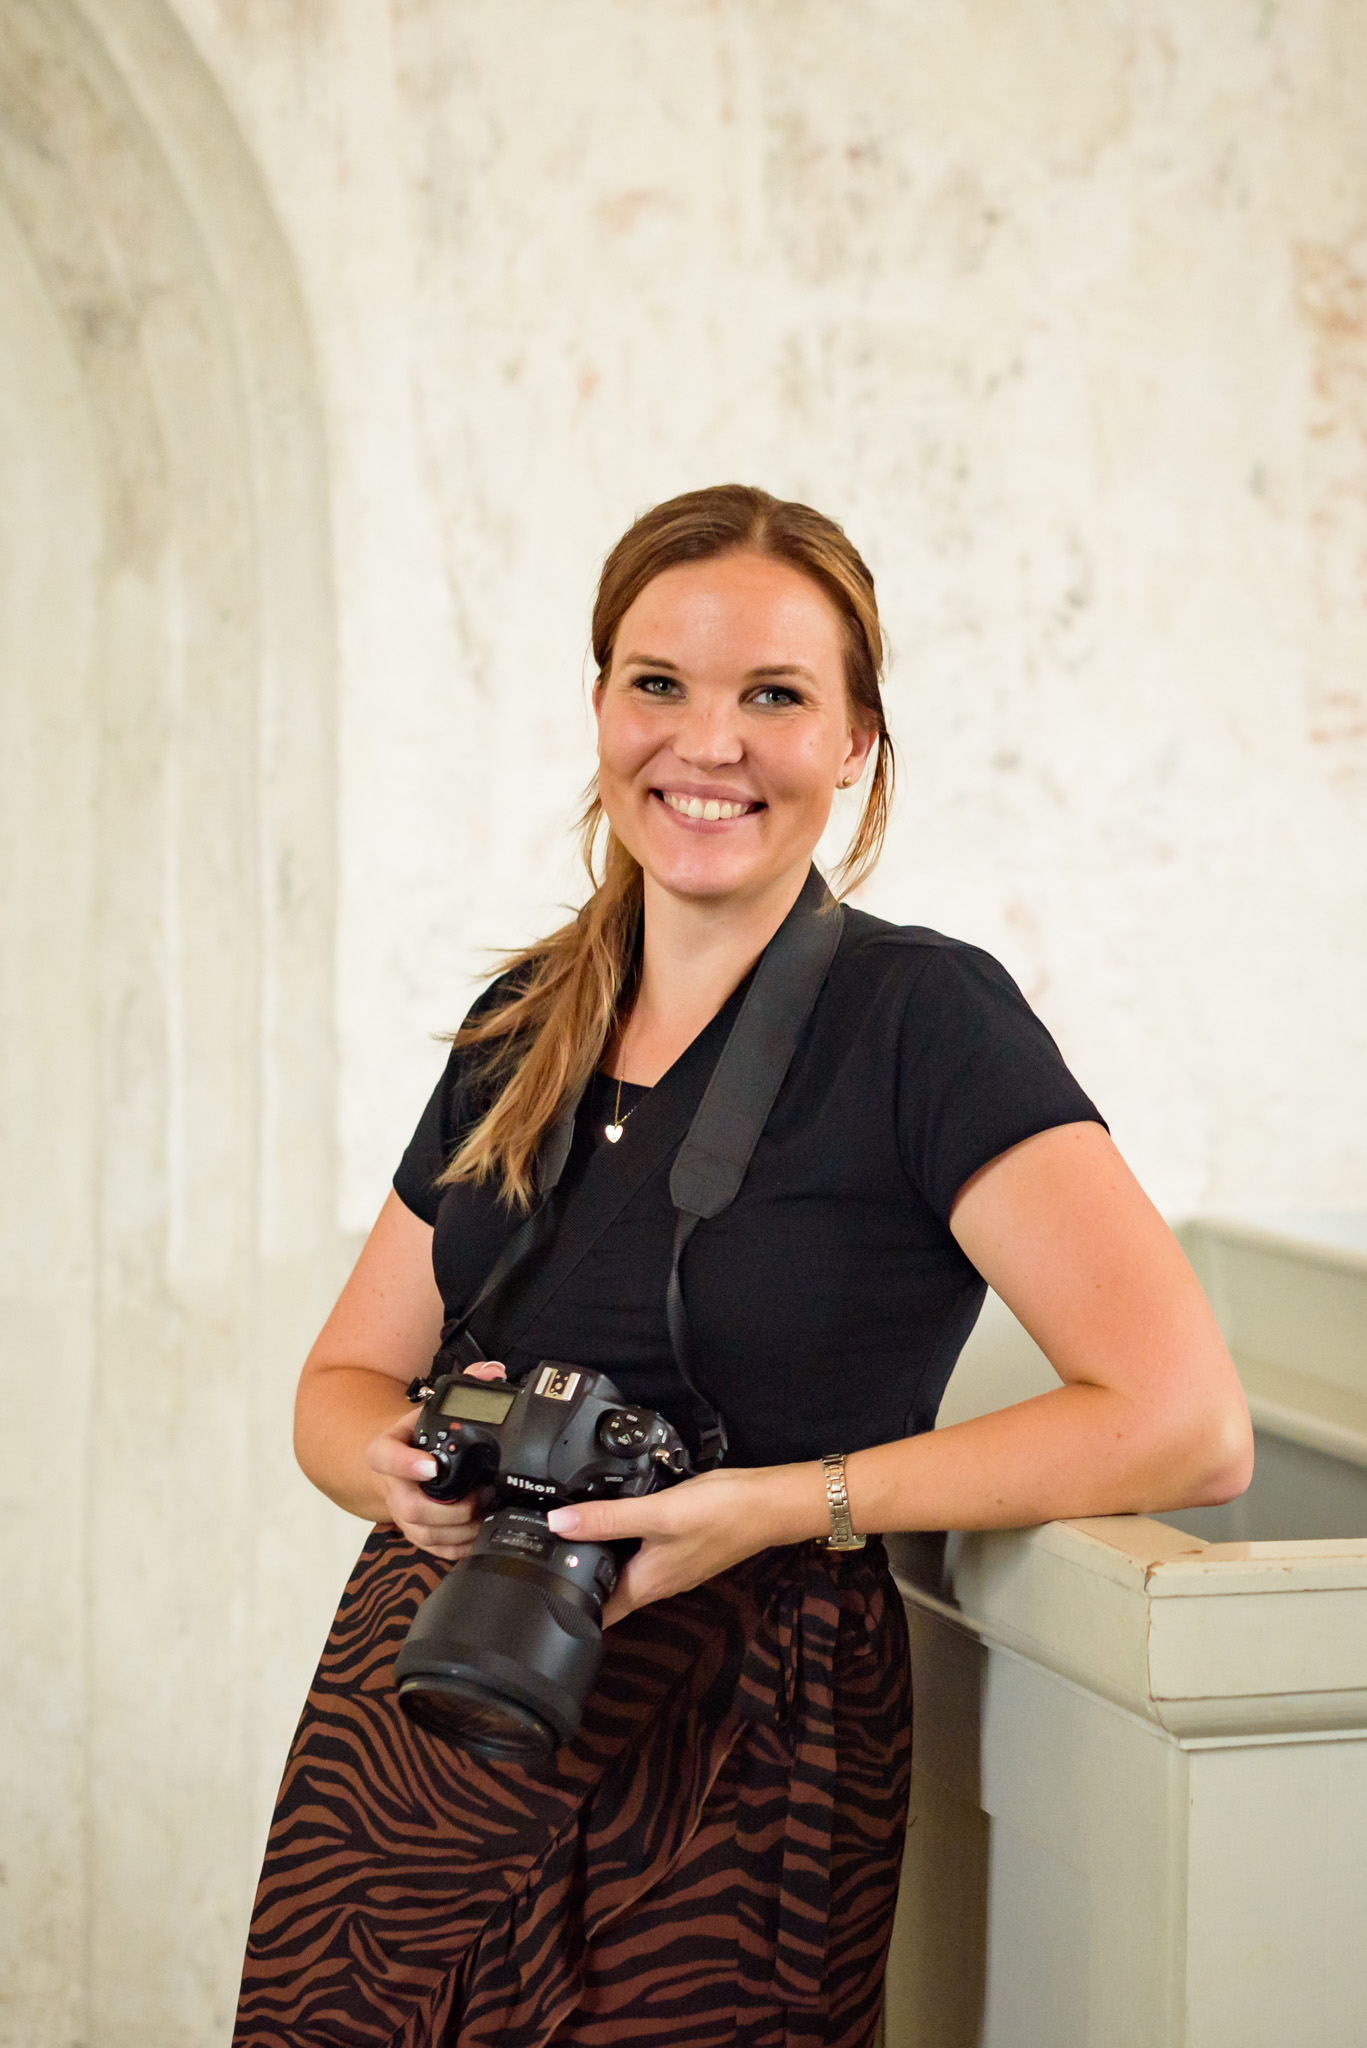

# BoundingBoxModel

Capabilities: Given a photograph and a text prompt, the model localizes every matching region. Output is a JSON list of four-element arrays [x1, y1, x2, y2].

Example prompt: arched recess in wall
[[0, 1, 338, 2034]]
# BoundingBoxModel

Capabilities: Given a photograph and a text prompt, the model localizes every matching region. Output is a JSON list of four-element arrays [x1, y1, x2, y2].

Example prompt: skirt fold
[[234, 1527, 911, 2048]]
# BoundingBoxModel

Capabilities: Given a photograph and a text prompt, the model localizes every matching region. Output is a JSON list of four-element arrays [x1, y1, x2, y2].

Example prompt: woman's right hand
[[364, 1359, 508, 1563]]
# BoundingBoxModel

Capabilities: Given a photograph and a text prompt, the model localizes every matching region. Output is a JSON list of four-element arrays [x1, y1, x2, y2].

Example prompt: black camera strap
[[664, 866, 843, 1461], [435, 866, 844, 1466]]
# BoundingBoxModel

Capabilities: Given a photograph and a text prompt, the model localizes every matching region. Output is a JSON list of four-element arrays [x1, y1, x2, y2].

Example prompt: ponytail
[[438, 802, 640, 1210]]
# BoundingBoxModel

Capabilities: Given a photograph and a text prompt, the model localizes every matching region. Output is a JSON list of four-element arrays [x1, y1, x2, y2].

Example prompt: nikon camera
[[394, 1363, 691, 1758]]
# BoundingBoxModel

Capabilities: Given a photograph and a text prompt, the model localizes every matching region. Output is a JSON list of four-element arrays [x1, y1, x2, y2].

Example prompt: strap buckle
[[694, 1412, 729, 1469]]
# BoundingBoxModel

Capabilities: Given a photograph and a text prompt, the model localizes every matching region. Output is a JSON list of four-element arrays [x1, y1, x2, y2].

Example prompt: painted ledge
[[890, 1517, 1367, 1740]]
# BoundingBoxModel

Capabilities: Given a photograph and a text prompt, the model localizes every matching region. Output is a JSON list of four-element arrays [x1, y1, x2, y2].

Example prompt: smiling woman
[[235, 485, 1253, 2048], [596, 550, 872, 910]]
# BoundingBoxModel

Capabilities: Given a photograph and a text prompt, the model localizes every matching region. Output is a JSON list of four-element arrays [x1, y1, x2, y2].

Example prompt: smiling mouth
[[656, 790, 763, 822]]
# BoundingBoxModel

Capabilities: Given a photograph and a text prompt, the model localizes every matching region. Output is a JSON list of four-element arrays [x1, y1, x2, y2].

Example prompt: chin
[[646, 857, 756, 902], [644, 848, 806, 909]]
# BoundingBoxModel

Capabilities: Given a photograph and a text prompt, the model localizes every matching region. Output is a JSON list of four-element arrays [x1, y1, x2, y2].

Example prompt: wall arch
[[0, 0, 339, 2032]]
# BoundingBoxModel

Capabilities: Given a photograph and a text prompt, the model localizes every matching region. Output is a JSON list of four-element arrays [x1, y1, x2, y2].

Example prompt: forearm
[[294, 1364, 414, 1521], [739, 1378, 1248, 1557], [846, 1377, 1247, 1538]]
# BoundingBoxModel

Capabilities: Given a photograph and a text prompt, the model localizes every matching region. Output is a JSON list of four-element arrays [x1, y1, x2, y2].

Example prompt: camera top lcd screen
[[438, 1382, 519, 1424]]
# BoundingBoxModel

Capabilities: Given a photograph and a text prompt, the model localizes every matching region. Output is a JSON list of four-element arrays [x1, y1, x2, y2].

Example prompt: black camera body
[[412, 1361, 689, 1509], [394, 1365, 691, 1758]]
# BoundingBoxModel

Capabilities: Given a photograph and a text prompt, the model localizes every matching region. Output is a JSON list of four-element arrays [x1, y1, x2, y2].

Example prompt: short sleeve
[[896, 941, 1106, 1222], [392, 1049, 462, 1226], [391, 970, 531, 1224]]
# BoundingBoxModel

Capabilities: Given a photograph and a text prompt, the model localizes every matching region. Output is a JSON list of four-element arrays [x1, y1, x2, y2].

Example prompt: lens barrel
[[394, 1511, 615, 1758]]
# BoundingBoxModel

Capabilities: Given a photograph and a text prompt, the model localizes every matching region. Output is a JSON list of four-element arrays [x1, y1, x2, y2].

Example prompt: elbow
[[293, 1406, 318, 1486], [292, 1359, 330, 1490], [1182, 1394, 1255, 1507]]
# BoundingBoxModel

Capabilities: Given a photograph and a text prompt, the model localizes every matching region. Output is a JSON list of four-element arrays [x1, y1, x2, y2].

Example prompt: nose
[[674, 691, 743, 769]]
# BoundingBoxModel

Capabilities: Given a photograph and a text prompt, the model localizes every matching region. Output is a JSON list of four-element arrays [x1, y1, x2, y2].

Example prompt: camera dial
[[597, 1408, 652, 1453], [596, 1407, 690, 1473]]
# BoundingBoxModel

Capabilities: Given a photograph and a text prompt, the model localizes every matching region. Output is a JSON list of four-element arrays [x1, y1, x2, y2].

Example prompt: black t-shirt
[[394, 908, 1104, 1467]]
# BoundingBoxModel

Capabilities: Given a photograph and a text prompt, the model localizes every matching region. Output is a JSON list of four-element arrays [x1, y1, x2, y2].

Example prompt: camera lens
[[394, 1512, 609, 1757], [396, 1674, 558, 1759]]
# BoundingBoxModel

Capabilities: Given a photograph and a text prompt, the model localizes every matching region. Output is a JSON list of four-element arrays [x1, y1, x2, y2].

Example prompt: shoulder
[[823, 908, 1104, 1216], [462, 957, 545, 1026], [392, 962, 541, 1221], [433, 959, 545, 1129], [827, 906, 1025, 1012], [822, 905, 1083, 1090]]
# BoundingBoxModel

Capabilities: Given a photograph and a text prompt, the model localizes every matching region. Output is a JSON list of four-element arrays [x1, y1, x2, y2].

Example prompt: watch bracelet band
[[820, 1451, 866, 1551]]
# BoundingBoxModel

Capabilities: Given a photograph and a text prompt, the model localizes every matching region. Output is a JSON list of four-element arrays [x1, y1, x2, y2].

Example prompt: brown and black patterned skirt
[[234, 1526, 912, 2048]]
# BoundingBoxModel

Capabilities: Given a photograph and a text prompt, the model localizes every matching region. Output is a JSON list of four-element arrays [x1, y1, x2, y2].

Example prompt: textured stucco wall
[[173, 0, 1367, 1233], [0, 3, 341, 2040], [3, 4, 1366, 2044]]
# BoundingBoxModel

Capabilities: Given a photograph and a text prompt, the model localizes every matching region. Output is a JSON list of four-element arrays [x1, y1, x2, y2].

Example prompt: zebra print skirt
[[234, 1525, 912, 2048]]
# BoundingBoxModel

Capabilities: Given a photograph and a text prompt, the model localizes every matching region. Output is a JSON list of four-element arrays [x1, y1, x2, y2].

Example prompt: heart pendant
[[604, 1123, 624, 1144]]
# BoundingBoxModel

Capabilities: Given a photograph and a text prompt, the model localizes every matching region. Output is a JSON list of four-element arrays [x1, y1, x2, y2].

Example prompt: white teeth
[[662, 792, 752, 821]]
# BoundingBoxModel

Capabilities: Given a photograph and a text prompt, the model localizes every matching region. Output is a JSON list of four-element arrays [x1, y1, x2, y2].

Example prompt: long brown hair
[[440, 484, 895, 1208]]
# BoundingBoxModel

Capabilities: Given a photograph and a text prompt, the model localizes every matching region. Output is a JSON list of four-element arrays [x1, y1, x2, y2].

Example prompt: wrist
[[753, 1460, 832, 1547]]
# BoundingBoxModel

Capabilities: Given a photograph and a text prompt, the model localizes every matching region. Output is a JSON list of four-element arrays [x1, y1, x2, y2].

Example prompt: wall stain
[[1295, 239, 1367, 751]]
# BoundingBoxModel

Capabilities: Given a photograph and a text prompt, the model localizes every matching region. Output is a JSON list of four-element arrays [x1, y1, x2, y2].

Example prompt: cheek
[[768, 729, 846, 803], [596, 696, 654, 773]]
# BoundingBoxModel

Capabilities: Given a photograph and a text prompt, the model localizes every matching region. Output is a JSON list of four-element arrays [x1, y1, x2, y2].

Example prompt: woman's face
[[594, 551, 874, 912]]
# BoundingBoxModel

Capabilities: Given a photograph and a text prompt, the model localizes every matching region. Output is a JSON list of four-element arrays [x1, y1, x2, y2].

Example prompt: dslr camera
[[394, 1363, 691, 1758]]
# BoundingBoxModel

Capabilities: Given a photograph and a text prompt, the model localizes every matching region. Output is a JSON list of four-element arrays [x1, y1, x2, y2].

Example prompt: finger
[[600, 1577, 637, 1627], [391, 1491, 488, 1556], [462, 1360, 508, 1382], [398, 1524, 481, 1563], [387, 1478, 484, 1527], [546, 1498, 665, 1544], [368, 1434, 439, 1484], [600, 1544, 662, 1627]]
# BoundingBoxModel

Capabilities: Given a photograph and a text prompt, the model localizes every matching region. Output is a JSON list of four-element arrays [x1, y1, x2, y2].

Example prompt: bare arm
[[842, 1119, 1254, 1533], [294, 1188, 499, 1561], [549, 1121, 1255, 1620]]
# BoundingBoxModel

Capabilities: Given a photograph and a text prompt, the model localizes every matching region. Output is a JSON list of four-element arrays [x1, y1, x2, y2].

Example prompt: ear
[[839, 720, 877, 787]]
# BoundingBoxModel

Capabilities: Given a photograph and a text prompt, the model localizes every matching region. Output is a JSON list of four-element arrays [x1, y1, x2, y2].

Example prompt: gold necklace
[[604, 1015, 636, 1144], [604, 1070, 633, 1144]]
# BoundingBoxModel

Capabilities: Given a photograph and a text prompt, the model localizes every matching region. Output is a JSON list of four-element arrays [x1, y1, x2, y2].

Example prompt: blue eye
[[751, 685, 802, 708], [633, 673, 680, 697]]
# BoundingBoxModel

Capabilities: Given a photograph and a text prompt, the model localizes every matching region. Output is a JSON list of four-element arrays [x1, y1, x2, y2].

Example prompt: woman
[[235, 486, 1252, 2048]]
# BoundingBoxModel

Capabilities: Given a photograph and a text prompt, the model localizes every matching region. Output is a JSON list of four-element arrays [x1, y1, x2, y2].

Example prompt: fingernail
[[547, 1507, 579, 1534], [414, 1456, 437, 1479]]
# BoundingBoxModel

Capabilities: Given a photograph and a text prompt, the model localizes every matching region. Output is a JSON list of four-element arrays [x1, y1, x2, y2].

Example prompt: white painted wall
[[2, 2, 1365, 2041], [0, 3, 341, 2039], [170, 0, 1367, 1232]]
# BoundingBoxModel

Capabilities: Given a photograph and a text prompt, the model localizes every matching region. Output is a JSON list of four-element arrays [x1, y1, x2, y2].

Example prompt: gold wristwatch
[[820, 1452, 866, 1551]]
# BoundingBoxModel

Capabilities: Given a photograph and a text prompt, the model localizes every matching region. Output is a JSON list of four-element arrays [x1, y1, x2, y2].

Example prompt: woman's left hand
[[546, 1462, 825, 1626]]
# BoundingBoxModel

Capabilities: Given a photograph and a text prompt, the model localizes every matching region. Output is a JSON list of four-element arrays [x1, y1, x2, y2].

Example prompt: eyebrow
[[617, 652, 819, 684]]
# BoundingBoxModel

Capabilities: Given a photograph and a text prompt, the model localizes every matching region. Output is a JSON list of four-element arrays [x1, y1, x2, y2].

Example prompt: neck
[[614, 862, 813, 1085]]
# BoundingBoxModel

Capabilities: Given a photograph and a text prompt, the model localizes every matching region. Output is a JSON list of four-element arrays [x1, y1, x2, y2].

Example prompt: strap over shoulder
[[666, 867, 844, 1463], [669, 866, 843, 1220]]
